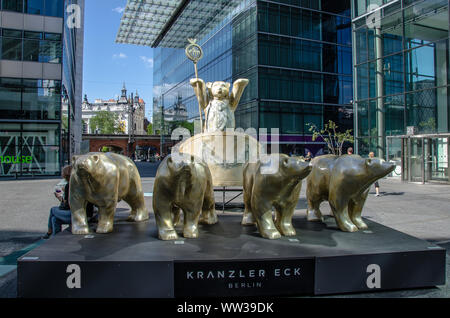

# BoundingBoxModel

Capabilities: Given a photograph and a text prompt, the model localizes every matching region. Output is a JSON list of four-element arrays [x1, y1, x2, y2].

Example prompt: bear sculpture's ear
[[92, 155, 99, 162]]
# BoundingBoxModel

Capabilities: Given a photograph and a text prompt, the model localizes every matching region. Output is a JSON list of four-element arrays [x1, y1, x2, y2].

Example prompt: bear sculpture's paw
[[277, 224, 296, 237], [199, 211, 218, 225], [260, 228, 282, 240], [96, 222, 114, 234], [241, 211, 256, 225], [72, 225, 90, 235], [183, 226, 199, 239], [339, 221, 359, 233], [159, 229, 179, 240]]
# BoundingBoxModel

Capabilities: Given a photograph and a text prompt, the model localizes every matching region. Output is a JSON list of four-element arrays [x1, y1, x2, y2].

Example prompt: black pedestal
[[17, 214, 446, 298]]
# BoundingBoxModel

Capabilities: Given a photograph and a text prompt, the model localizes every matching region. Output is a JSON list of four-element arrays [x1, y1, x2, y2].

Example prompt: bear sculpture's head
[[281, 155, 313, 179], [207, 81, 230, 100], [365, 157, 395, 180]]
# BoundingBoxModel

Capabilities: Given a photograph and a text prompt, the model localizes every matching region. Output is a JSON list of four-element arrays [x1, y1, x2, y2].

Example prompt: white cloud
[[140, 56, 154, 68], [113, 53, 127, 59], [113, 7, 125, 14]]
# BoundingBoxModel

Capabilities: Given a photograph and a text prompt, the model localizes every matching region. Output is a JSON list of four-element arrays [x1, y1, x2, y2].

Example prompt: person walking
[[369, 152, 381, 197]]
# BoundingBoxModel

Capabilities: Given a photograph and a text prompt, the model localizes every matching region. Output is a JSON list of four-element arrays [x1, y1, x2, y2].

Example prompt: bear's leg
[[349, 190, 369, 230], [330, 198, 358, 232], [274, 203, 296, 237], [96, 203, 117, 234], [70, 192, 89, 235], [306, 197, 324, 222], [172, 206, 181, 227], [155, 202, 178, 240], [241, 178, 255, 226], [182, 205, 202, 239], [199, 189, 218, 225], [125, 192, 149, 222], [252, 198, 281, 239]]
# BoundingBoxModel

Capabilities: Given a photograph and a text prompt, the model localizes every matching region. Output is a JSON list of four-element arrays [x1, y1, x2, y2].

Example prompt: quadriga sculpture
[[306, 154, 395, 232], [153, 154, 217, 240], [70, 152, 148, 234], [241, 154, 312, 239]]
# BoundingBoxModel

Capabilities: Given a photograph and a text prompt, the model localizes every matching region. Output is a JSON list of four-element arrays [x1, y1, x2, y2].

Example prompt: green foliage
[[307, 120, 354, 156], [147, 122, 153, 135], [419, 118, 436, 133], [89, 111, 121, 134]]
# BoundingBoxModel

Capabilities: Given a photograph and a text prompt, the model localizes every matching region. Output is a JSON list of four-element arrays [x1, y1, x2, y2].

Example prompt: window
[[2, 0, 23, 12], [0, 29, 62, 63], [44, 0, 63, 17], [1, 29, 22, 60], [25, 0, 43, 14]]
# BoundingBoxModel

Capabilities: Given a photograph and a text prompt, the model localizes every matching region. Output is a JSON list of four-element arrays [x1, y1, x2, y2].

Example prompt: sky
[[82, 0, 154, 120]]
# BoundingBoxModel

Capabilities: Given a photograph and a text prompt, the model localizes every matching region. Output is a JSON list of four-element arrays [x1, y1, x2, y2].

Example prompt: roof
[[115, 0, 242, 48]]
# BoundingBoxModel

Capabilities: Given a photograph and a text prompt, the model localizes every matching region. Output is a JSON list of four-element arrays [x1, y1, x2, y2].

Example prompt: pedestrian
[[43, 165, 95, 239], [369, 152, 381, 197], [347, 147, 353, 155], [305, 151, 313, 162]]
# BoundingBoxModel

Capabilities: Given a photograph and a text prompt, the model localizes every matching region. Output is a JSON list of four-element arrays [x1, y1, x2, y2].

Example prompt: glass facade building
[[151, 0, 353, 155], [0, 0, 84, 177], [352, 0, 450, 182]]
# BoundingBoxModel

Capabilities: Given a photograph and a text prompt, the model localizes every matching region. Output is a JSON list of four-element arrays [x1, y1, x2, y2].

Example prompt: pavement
[[0, 161, 449, 298]]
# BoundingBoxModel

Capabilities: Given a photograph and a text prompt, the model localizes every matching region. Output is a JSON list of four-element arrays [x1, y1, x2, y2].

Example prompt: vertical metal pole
[[421, 138, 425, 184], [375, 27, 385, 159], [408, 138, 412, 182], [222, 186, 225, 214]]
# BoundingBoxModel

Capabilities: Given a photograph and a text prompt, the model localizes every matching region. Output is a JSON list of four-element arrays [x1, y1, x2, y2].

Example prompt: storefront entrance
[[387, 134, 450, 184]]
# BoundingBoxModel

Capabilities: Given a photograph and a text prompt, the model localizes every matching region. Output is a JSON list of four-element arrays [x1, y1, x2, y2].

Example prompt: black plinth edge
[[17, 214, 446, 298]]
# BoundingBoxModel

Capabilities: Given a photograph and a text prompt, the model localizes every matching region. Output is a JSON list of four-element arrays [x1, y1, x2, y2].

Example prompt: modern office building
[[0, 0, 84, 177], [351, 0, 449, 182], [117, 0, 353, 155]]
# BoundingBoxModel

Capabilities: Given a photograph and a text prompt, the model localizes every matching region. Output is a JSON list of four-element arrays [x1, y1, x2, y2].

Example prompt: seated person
[[43, 165, 95, 239]]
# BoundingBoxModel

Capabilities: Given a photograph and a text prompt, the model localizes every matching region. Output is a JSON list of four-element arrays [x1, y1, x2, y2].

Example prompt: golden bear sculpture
[[190, 77, 249, 132], [241, 154, 312, 239], [70, 152, 148, 234], [306, 154, 395, 232], [153, 154, 217, 240]]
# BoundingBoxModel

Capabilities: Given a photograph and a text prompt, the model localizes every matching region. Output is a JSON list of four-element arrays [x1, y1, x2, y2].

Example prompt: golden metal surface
[[306, 154, 395, 232], [153, 154, 217, 240], [177, 130, 264, 187], [241, 154, 312, 239], [190, 77, 248, 133], [70, 152, 148, 234]]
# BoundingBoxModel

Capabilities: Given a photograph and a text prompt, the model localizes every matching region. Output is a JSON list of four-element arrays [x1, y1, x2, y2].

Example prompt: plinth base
[[17, 214, 446, 298]]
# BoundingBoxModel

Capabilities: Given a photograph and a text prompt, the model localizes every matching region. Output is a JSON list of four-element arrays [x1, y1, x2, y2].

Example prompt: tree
[[308, 120, 354, 156], [89, 111, 121, 134], [146, 122, 153, 135]]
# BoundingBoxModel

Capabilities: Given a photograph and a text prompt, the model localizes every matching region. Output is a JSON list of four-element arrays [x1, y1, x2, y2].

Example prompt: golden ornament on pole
[[185, 38, 204, 132]]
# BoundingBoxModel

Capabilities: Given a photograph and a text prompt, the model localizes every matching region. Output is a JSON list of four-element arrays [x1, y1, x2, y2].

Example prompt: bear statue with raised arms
[[241, 154, 312, 239], [153, 154, 217, 240], [70, 152, 148, 234], [306, 154, 395, 232]]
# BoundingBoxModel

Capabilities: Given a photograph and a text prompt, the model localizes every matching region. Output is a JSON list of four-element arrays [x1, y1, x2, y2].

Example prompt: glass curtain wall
[[257, 0, 353, 155], [153, 0, 353, 157], [353, 0, 450, 157]]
